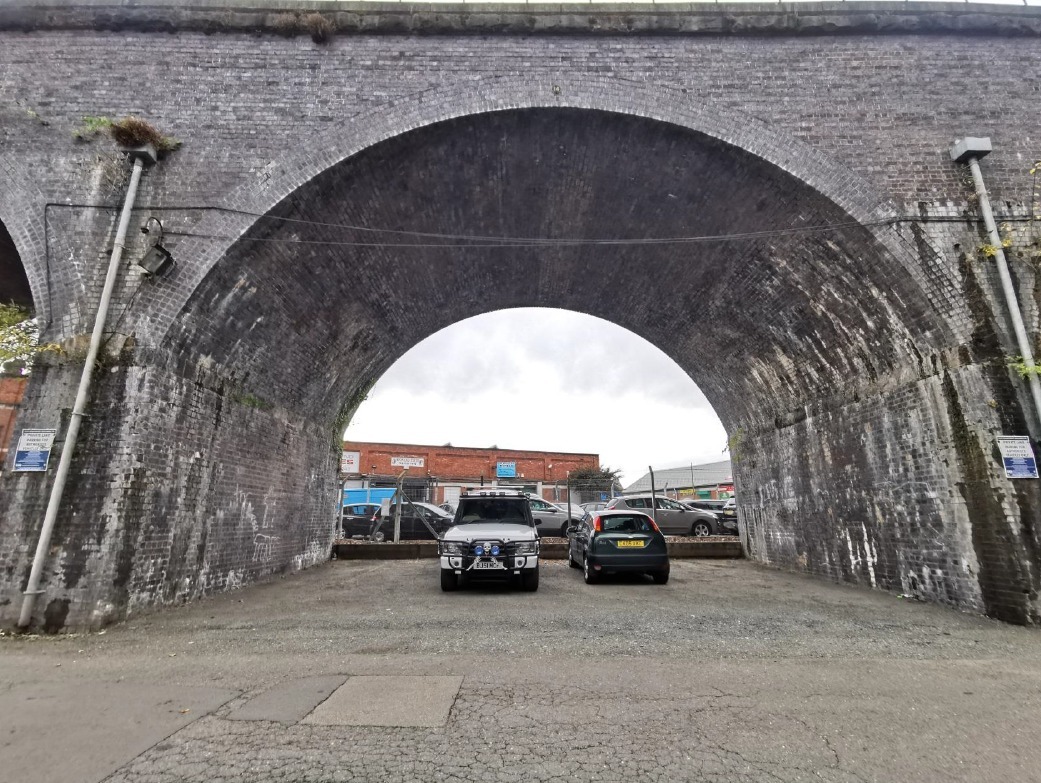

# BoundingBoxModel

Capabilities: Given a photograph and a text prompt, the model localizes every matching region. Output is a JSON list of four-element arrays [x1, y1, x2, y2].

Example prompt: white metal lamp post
[[18, 146, 157, 629], [950, 137, 1041, 434]]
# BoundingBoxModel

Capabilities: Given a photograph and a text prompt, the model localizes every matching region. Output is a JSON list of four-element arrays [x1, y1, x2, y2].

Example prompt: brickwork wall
[[0, 3, 1039, 628]]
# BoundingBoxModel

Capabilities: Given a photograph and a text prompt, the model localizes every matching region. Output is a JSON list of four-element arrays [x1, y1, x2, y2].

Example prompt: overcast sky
[[344, 308, 728, 487]]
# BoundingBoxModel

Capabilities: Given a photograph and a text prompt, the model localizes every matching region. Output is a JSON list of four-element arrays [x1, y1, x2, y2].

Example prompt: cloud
[[345, 308, 726, 485], [373, 308, 711, 408]]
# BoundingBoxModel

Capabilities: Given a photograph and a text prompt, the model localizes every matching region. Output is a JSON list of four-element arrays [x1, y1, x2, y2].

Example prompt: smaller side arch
[[0, 156, 56, 325]]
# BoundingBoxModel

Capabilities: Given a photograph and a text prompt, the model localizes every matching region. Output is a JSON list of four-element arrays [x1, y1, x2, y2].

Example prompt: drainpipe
[[18, 147, 155, 629], [951, 137, 1041, 434]]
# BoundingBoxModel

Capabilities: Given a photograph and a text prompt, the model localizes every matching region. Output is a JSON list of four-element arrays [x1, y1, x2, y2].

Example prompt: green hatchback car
[[567, 510, 670, 585]]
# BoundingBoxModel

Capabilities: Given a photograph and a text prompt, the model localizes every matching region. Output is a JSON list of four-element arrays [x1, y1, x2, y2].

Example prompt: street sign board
[[997, 436, 1038, 479], [341, 450, 360, 473], [13, 428, 57, 472]]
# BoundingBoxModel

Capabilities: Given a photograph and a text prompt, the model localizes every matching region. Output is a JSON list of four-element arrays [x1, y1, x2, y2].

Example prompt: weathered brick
[[0, 3, 1038, 629]]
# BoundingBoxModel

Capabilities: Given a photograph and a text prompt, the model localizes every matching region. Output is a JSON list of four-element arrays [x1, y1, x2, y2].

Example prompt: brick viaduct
[[1, 1, 1040, 630]]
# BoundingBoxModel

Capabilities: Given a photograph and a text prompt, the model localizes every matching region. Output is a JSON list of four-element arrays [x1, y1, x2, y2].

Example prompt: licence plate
[[474, 560, 505, 569], [616, 540, 646, 548]]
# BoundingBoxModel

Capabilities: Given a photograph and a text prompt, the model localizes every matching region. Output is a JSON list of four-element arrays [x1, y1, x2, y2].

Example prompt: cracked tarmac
[[2, 559, 1041, 782]]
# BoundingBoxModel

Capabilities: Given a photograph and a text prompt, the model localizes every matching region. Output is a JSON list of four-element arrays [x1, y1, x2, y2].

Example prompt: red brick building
[[341, 440, 599, 505], [0, 376, 28, 470]]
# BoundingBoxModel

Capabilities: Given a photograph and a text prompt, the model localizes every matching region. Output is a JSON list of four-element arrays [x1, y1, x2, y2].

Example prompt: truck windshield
[[456, 499, 529, 525]]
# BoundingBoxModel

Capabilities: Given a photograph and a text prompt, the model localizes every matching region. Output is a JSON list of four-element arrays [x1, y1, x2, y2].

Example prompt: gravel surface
[[3, 559, 1040, 782]]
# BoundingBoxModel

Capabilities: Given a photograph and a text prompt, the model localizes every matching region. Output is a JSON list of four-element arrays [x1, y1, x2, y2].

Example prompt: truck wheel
[[521, 567, 540, 592], [440, 569, 458, 592]]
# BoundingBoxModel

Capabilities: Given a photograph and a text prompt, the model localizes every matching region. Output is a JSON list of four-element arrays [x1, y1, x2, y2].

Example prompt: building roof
[[343, 440, 597, 458], [622, 459, 733, 494]]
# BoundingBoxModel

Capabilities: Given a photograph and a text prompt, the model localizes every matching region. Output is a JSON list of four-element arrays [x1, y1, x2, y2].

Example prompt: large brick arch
[[142, 74, 930, 350], [1, 18, 1037, 631]]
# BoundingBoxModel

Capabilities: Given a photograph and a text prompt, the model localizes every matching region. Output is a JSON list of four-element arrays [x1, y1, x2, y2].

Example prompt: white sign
[[340, 450, 360, 473], [13, 428, 57, 472], [997, 436, 1038, 479], [391, 456, 424, 468]]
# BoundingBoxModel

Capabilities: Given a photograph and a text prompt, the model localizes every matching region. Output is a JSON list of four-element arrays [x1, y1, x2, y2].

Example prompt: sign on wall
[[13, 428, 57, 472], [496, 461, 516, 478], [997, 436, 1038, 479], [391, 456, 425, 468], [341, 450, 360, 473]]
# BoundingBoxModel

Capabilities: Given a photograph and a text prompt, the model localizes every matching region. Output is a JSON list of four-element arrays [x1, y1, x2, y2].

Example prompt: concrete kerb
[[333, 539, 744, 560]]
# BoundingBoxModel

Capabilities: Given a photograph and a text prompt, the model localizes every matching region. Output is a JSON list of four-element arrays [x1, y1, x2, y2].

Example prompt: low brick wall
[[333, 539, 744, 560]]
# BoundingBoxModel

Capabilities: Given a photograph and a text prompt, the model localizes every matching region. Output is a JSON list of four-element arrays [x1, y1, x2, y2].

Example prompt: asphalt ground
[[2, 558, 1040, 782]]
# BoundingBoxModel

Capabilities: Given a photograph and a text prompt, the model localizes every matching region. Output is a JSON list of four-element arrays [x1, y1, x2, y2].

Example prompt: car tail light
[[647, 515, 660, 533], [593, 516, 602, 532]]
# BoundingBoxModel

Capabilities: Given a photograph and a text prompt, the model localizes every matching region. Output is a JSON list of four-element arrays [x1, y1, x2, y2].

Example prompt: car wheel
[[651, 569, 670, 585], [372, 531, 385, 542], [568, 546, 581, 569], [521, 567, 540, 592], [440, 569, 458, 592], [692, 522, 712, 537], [583, 554, 599, 585], [560, 522, 569, 538]]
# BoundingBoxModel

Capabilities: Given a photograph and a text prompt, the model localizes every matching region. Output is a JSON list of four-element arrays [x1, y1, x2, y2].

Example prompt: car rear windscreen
[[600, 515, 654, 533]]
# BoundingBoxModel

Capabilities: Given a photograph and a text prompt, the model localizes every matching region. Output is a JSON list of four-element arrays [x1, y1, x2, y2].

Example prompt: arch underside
[[166, 108, 941, 433]]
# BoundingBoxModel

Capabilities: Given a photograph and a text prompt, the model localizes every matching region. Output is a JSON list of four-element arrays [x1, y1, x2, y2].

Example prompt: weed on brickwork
[[72, 115, 112, 142], [270, 12, 336, 43], [232, 391, 274, 411]]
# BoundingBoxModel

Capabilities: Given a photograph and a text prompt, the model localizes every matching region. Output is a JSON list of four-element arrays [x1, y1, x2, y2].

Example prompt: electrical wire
[[163, 215, 922, 250]]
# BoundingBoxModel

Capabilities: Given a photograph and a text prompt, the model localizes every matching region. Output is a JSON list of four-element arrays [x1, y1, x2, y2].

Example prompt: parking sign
[[997, 436, 1038, 479]]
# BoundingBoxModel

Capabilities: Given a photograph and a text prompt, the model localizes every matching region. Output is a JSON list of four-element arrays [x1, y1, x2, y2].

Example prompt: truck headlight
[[513, 541, 538, 555], [440, 541, 467, 556]]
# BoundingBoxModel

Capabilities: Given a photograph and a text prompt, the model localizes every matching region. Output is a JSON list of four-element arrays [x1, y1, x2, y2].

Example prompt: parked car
[[681, 499, 738, 535], [682, 499, 725, 513], [605, 494, 721, 536], [580, 501, 610, 517], [529, 496, 584, 538], [567, 509, 669, 584], [341, 502, 382, 538], [368, 501, 453, 541], [438, 489, 540, 591]]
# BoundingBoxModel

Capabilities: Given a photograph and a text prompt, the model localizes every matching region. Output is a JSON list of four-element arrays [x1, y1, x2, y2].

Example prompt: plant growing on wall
[[725, 427, 745, 463], [1008, 356, 1041, 378], [0, 304, 61, 375], [72, 115, 112, 141], [108, 116, 181, 153], [270, 11, 336, 43]]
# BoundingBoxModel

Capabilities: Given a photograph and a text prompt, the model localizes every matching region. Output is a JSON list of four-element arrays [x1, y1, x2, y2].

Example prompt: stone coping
[[4, 2, 1041, 37], [333, 538, 744, 559]]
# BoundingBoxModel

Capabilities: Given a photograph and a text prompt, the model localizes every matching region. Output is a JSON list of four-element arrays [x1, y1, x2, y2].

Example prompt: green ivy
[[1008, 356, 1041, 378]]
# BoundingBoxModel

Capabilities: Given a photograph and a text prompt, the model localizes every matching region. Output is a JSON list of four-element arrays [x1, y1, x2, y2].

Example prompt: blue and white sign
[[13, 428, 57, 472], [496, 461, 516, 478], [997, 436, 1038, 479]]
